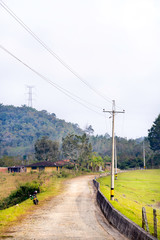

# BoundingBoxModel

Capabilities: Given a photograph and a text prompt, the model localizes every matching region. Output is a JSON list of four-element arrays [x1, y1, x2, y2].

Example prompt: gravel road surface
[[3, 175, 128, 240]]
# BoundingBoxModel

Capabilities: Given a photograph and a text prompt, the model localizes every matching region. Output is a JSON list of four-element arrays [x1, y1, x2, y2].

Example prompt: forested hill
[[0, 104, 156, 169], [0, 104, 84, 156]]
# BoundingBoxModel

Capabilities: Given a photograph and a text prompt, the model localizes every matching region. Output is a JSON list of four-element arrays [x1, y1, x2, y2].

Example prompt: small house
[[26, 160, 68, 173], [8, 165, 26, 173]]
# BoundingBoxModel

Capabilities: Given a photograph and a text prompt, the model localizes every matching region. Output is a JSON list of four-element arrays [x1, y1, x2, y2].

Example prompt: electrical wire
[[0, 44, 104, 117], [0, 0, 121, 109]]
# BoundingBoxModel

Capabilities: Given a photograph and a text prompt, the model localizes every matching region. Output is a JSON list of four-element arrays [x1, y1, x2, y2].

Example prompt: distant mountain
[[1, 104, 156, 169], [135, 137, 145, 143], [0, 104, 84, 157]]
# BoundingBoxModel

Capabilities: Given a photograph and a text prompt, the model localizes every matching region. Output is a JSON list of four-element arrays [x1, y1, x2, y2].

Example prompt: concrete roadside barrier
[[93, 179, 157, 240]]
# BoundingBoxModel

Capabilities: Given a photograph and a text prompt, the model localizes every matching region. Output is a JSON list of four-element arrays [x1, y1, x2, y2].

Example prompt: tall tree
[[62, 133, 92, 165], [90, 153, 103, 171], [84, 125, 94, 135], [148, 114, 160, 152], [35, 136, 60, 162], [76, 134, 92, 164], [62, 134, 78, 161]]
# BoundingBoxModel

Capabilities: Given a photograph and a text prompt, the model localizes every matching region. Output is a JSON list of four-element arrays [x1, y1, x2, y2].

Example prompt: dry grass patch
[[0, 173, 65, 235], [0, 172, 41, 200]]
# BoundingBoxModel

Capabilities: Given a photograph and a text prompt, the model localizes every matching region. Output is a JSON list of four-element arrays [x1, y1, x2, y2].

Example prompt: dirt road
[[3, 175, 127, 240]]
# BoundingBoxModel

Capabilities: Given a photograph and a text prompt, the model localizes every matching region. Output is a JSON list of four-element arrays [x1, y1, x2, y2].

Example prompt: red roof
[[26, 161, 56, 167]]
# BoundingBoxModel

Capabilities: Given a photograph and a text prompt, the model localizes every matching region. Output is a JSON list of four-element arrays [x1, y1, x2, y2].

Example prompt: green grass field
[[98, 170, 160, 239]]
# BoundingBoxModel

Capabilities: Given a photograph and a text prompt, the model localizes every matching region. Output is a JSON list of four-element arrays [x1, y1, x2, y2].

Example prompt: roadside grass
[[0, 171, 66, 234], [98, 170, 160, 239], [0, 172, 43, 200], [0, 169, 96, 235]]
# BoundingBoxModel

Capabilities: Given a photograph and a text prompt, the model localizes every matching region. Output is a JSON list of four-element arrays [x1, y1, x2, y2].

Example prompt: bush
[[0, 182, 40, 210], [56, 171, 70, 178], [83, 169, 91, 172]]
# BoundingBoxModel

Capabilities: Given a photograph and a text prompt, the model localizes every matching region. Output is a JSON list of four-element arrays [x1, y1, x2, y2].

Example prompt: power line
[[0, 0, 117, 107], [0, 44, 104, 117]]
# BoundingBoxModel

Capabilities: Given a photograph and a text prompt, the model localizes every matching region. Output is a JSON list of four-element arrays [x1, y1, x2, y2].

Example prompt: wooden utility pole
[[115, 135, 118, 180], [103, 100, 125, 200], [143, 142, 146, 169]]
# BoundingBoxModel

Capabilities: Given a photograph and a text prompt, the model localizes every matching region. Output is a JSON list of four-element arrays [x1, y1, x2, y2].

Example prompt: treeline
[[35, 134, 96, 171], [0, 104, 159, 169], [0, 134, 156, 170], [89, 135, 156, 169]]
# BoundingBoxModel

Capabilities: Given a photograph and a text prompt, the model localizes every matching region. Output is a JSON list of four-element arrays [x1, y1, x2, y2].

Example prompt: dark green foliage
[[90, 153, 104, 171], [90, 135, 155, 169], [0, 104, 84, 157], [76, 134, 92, 164], [147, 152, 160, 168], [35, 136, 60, 162], [62, 133, 92, 166], [89, 135, 112, 157], [84, 125, 94, 135], [118, 158, 143, 169], [57, 171, 70, 178], [62, 134, 78, 160], [0, 156, 23, 167], [0, 182, 40, 210], [115, 138, 154, 169], [0, 104, 159, 169], [148, 114, 160, 152]]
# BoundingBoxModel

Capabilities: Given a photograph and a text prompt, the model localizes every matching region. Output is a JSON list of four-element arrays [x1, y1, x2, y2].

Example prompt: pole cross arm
[[103, 109, 125, 114]]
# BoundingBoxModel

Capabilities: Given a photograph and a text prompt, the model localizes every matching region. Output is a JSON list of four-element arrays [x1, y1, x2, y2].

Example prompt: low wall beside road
[[93, 179, 157, 240]]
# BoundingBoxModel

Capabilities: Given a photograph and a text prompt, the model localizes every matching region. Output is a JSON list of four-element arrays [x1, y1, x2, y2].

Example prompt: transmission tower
[[143, 142, 146, 169], [26, 85, 34, 107]]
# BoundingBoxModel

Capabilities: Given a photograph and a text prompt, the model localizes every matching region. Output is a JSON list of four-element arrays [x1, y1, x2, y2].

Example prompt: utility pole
[[27, 85, 34, 108], [115, 135, 118, 180], [103, 100, 125, 200], [143, 141, 146, 169]]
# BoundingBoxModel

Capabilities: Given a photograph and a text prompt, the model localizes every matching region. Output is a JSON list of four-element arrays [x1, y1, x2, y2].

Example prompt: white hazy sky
[[0, 0, 160, 139]]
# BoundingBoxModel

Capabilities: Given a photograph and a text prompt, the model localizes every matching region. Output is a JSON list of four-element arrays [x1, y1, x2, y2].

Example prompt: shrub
[[0, 182, 40, 210], [56, 171, 70, 178]]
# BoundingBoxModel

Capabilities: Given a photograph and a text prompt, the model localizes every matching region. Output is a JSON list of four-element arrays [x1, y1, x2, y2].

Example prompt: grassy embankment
[[0, 170, 74, 234], [98, 169, 160, 239]]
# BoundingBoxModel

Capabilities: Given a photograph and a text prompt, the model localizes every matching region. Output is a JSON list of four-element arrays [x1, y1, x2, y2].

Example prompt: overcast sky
[[0, 0, 160, 139]]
